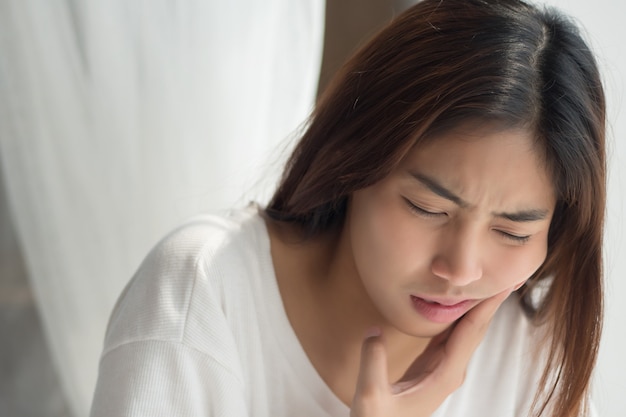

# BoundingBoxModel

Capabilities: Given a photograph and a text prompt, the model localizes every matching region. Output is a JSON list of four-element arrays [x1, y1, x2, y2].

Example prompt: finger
[[512, 278, 528, 292], [397, 326, 452, 384], [445, 288, 513, 368], [354, 328, 390, 397]]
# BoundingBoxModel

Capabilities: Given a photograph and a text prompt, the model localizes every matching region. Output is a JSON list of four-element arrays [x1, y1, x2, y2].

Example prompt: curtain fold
[[0, 1, 325, 415]]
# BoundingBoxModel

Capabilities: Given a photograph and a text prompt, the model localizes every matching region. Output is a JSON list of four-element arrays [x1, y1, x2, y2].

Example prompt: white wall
[[542, 1, 626, 416]]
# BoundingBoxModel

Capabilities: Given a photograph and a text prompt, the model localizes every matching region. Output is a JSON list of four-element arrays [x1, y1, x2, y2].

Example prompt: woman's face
[[346, 123, 556, 337]]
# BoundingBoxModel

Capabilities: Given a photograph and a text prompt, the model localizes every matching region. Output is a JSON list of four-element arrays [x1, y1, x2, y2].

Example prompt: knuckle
[[456, 370, 467, 388], [451, 369, 467, 390]]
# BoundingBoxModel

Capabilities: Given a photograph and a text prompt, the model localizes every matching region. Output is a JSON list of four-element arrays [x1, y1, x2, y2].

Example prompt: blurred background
[[0, 0, 624, 416]]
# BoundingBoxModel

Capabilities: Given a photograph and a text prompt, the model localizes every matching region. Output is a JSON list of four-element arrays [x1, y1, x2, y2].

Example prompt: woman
[[90, 0, 605, 416]]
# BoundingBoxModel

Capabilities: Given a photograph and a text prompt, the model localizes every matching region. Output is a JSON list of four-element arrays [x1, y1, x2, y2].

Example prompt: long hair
[[267, 0, 605, 415]]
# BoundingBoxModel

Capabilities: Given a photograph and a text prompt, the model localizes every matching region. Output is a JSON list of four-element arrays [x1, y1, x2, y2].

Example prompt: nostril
[[431, 254, 482, 285]]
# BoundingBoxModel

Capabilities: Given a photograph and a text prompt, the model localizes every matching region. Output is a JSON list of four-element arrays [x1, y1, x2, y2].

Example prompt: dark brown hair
[[267, 0, 605, 415]]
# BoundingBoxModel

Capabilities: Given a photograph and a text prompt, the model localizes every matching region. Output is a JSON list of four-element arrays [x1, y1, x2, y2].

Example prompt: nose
[[430, 221, 483, 286]]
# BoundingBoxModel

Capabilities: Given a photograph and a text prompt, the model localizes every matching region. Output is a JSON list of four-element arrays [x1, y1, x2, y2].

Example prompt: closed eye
[[496, 230, 531, 244], [403, 198, 447, 218]]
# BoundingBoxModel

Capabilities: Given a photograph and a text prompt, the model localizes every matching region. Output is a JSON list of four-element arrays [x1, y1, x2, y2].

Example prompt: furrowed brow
[[408, 171, 468, 207], [494, 209, 549, 222], [409, 171, 550, 222]]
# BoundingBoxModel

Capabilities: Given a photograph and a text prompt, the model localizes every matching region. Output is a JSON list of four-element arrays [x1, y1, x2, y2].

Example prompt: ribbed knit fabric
[[90, 204, 592, 417]]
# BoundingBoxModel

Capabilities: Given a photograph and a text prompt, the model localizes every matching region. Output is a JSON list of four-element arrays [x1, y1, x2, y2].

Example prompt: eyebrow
[[408, 171, 550, 222], [493, 209, 549, 222], [409, 171, 469, 207]]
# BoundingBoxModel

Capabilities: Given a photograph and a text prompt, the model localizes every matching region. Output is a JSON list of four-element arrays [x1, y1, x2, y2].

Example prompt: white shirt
[[90, 205, 576, 417]]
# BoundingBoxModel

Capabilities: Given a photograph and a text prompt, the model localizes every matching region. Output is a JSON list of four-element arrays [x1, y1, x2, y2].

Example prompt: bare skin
[[350, 289, 513, 417], [265, 123, 555, 415], [267, 218, 514, 410], [266, 219, 436, 405]]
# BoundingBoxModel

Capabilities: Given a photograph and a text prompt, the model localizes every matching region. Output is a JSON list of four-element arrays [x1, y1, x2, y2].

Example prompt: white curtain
[[0, 1, 325, 415]]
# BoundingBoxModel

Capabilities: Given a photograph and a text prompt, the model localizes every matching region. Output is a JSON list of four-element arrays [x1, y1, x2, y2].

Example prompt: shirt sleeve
[[90, 217, 251, 417], [90, 339, 249, 417]]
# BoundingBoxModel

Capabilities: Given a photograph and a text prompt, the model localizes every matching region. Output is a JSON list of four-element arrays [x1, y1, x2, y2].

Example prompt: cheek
[[349, 196, 395, 274], [486, 242, 548, 288], [349, 192, 430, 283]]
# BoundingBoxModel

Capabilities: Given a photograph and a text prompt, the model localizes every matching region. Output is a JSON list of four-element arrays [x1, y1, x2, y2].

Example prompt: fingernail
[[364, 326, 381, 339]]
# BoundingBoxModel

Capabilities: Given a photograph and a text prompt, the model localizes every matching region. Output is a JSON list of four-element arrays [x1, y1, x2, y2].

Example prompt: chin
[[395, 316, 455, 339]]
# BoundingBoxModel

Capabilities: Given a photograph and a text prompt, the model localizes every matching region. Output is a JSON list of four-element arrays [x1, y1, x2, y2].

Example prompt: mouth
[[410, 295, 476, 324]]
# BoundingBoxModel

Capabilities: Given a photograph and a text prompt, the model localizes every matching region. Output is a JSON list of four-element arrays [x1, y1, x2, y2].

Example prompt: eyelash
[[404, 198, 532, 244], [403, 198, 446, 218], [497, 231, 531, 244]]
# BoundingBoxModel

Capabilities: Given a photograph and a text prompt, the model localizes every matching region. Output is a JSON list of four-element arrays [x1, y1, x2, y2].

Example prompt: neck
[[265, 216, 431, 404], [321, 219, 432, 378]]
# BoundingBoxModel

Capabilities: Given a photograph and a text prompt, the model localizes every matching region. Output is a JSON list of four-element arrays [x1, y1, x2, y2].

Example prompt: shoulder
[[148, 204, 264, 272], [101, 204, 268, 357], [91, 206, 273, 416]]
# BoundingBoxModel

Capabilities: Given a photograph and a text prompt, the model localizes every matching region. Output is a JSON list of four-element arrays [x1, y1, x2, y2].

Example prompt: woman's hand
[[350, 288, 513, 417]]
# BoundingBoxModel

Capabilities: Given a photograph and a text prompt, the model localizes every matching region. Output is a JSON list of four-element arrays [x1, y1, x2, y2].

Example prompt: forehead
[[399, 123, 556, 210]]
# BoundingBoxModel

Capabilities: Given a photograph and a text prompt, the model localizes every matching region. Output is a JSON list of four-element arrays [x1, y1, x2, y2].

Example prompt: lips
[[410, 295, 476, 323], [418, 296, 470, 306]]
